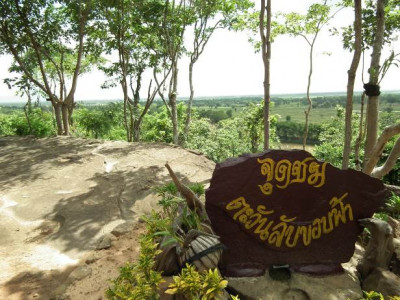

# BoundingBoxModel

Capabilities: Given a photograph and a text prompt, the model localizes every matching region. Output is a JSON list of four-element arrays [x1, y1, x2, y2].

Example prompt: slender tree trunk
[[364, 123, 400, 175], [61, 103, 70, 135], [132, 74, 142, 142], [354, 92, 366, 171], [371, 137, 400, 178], [342, 0, 362, 169], [170, 61, 179, 145], [363, 0, 385, 171], [303, 44, 314, 150], [128, 103, 134, 142], [260, 0, 271, 150], [24, 94, 33, 134], [184, 61, 195, 143], [123, 97, 131, 142], [133, 121, 140, 142], [134, 81, 157, 142], [54, 103, 63, 135]]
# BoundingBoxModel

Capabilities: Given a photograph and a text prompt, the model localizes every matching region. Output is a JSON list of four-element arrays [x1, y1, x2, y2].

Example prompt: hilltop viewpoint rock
[[0, 136, 214, 299]]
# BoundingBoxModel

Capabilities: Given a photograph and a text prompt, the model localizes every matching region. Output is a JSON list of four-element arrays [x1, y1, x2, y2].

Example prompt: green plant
[[386, 192, 400, 218], [363, 290, 384, 300], [165, 264, 228, 300], [156, 183, 183, 221], [362, 291, 400, 300], [373, 212, 389, 222], [188, 183, 205, 197], [141, 211, 171, 237], [105, 235, 164, 299], [153, 182, 207, 247]]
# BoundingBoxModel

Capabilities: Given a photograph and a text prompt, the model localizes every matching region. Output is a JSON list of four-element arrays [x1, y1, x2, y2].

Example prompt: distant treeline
[[276, 122, 322, 145], [187, 92, 400, 108], [2, 92, 399, 110]]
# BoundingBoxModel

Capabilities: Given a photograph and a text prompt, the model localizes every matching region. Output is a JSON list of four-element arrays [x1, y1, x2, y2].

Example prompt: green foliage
[[105, 235, 164, 299], [276, 121, 322, 145], [1, 108, 55, 137], [0, 113, 14, 136], [150, 182, 208, 248], [373, 212, 389, 222], [188, 182, 205, 196], [0, 0, 100, 135], [165, 264, 228, 300], [106, 180, 235, 299], [155, 183, 184, 225], [142, 103, 187, 143], [74, 103, 123, 139], [340, 0, 400, 51], [363, 290, 385, 300], [361, 290, 400, 300], [186, 102, 279, 162], [275, 2, 331, 42], [385, 192, 400, 219], [314, 106, 361, 168], [198, 109, 230, 123], [141, 211, 171, 238]]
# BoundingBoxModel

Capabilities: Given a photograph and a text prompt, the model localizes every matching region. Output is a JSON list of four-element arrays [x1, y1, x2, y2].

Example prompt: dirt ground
[[0, 136, 214, 300]]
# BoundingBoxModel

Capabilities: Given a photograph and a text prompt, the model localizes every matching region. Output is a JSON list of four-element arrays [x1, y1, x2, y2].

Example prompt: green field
[[190, 92, 400, 125]]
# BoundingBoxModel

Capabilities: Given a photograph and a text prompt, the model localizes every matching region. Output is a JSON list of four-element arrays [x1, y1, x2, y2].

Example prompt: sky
[[0, 0, 399, 102]]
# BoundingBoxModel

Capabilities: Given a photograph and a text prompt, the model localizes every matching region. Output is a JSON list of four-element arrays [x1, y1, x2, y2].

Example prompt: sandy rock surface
[[0, 136, 214, 299]]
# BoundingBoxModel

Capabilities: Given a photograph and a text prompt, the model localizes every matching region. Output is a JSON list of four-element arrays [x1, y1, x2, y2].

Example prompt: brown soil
[[0, 136, 214, 299]]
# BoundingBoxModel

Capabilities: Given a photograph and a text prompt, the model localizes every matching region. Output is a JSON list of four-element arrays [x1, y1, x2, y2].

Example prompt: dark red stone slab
[[205, 150, 387, 276]]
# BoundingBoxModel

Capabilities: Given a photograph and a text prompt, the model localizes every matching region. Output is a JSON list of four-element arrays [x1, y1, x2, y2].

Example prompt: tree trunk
[[123, 97, 131, 142], [371, 137, 400, 178], [342, 0, 362, 169], [61, 103, 70, 135], [363, 0, 385, 170], [133, 120, 141, 142], [354, 92, 366, 171], [54, 103, 63, 135], [303, 44, 314, 150], [132, 74, 142, 142], [183, 61, 195, 144], [24, 95, 33, 134], [363, 123, 400, 175], [260, 0, 271, 150], [128, 103, 134, 142], [170, 61, 179, 145]]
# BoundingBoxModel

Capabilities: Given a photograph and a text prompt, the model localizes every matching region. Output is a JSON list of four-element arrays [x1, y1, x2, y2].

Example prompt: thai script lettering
[[257, 157, 327, 195], [225, 192, 352, 248]]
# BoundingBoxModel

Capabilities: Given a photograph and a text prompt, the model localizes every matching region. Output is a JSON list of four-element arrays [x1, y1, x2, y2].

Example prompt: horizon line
[[1, 89, 400, 103]]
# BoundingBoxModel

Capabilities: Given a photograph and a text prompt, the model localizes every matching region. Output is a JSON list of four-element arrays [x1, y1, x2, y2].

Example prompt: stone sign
[[205, 150, 387, 277]]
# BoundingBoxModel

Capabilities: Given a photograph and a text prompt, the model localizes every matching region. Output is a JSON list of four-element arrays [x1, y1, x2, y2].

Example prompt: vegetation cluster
[[2, 92, 400, 185]]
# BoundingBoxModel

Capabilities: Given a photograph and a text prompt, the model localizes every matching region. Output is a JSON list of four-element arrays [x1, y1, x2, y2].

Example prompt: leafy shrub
[[0, 114, 14, 136], [4, 108, 54, 137], [186, 102, 280, 162], [362, 290, 400, 299], [105, 235, 163, 299], [314, 106, 361, 168], [165, 265, 228, 300]]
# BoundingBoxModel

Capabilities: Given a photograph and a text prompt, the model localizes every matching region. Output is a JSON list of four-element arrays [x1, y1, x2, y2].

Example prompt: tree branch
[[371, 137, 400, 178], [363, 123, 400, 175]]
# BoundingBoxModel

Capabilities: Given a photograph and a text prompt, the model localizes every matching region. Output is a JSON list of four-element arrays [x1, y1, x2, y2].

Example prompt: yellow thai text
[[257, 157, 328, 195], [225, 192, 353, 248]]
